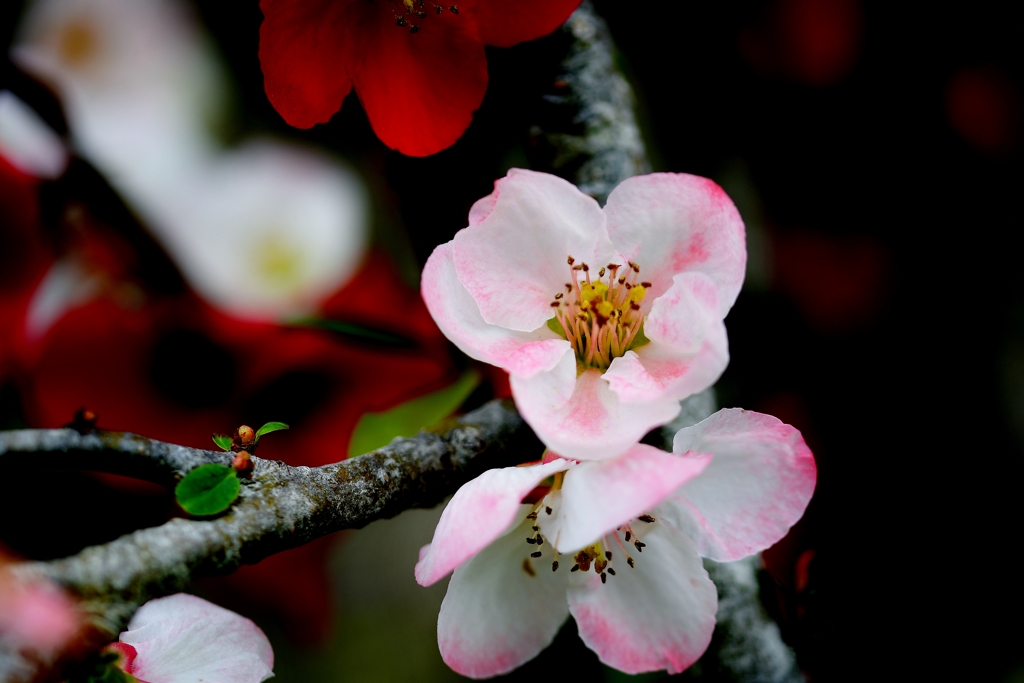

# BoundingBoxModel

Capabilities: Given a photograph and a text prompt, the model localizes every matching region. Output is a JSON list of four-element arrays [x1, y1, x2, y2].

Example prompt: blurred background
[[1, 0, 1022, 681]]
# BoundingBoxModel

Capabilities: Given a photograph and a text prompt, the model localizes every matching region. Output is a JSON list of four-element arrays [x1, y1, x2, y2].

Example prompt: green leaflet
[[255, 421, 289, 441], [348, 371, 480, 457], [211, 433, 234, 451], [174, 463, 240, 516]]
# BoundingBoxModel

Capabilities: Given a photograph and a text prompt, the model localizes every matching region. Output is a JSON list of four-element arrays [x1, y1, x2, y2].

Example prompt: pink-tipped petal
[[438, 511, 569, 678], [415, 459, 573, 586], [452, 169, 615, 332], [121, 594, 274, 683], [604, 273, 729, 404], [511, 367, 681, 461], [604, 173, 746, 316], [421, 241, 572, 376], [568, 523, 717, 674], [542, 444, 711, 553], [659, 409, 817, 562]]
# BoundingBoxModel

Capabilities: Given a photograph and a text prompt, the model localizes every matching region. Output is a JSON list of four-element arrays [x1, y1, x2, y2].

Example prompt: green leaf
[[211, 433, 234, 451], [627, 321, 650, 351], [348, 371, 480, 457], [289, 317, 413, 348], [254, 421, 289, 441], [175, 463, 240, 516], [546, 316, 567, 339]]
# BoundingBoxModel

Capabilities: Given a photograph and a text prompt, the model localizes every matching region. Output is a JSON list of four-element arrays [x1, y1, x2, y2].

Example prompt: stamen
[[600, 572, 607, 584], [571, 564, 580, 572], [638, 514, 655, 523], [625, 531, 631, 542], [605, 551, 612, 560], [607, 567, 616, 576], [552, 561, 559, 571], [526, 511, 538, 520], [536, 536, 544, 546], [531, 551, 543, 558], [634, 540, 646, 552], [526, 537, 536, 544], [449, 4, 458, 12], [627, 557, 635, 568], [545, 506, 552, 515]]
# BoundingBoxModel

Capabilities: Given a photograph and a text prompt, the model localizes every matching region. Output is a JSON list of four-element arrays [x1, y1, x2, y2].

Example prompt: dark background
[[3, 0, 1023, 680]]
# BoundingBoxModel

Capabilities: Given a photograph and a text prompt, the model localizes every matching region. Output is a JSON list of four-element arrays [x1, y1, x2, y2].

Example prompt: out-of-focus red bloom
[[12, 251, 459, 640], [945, 66, 1022, 156], [739, 0, 862, 86], [0, 156, 53, 380], [258, 0, 581, 156]]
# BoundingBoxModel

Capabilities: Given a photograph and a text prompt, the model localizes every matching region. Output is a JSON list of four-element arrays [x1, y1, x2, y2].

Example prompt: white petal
[[512, 366, 681, 461], [659, 409, 817, 561], [567, 523, 717, 674], [452, 169, 616, 332], [604, 173, 746, 317], [541, 444, 711, 553], [415, 459, 573, 586], [421, 241, 572, 377], [438, 510, 569, 679], [0, 90, 67, 179], [121, 594, 273, 683]]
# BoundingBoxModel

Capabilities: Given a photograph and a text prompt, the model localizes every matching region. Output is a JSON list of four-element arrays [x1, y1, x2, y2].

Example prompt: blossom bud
[[231, 451, 254, 478]]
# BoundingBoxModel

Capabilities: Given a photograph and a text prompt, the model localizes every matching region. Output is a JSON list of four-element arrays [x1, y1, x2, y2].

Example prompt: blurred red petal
[[475, 0, 581, 48], [259, 0, 354, 129], [344, 1, 488, 156]]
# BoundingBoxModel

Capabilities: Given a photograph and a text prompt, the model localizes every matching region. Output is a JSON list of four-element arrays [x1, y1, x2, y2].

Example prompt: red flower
[[259, 0, 582, 156]]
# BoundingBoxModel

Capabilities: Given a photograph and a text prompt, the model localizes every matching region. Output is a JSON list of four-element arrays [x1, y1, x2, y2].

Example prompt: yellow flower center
[[548, 257, 651, 371]]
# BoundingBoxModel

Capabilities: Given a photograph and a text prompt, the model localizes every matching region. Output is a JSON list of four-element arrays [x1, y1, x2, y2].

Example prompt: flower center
[[385, 0, 460, 34], [548, 257, 651, 371], [519, 498, 655, 584]]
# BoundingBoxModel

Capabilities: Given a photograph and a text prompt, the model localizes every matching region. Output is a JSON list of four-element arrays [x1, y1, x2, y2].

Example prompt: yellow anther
[[596, 301, 615, 319], [628, 284, 647, 304], [580, 281, 608, 303]]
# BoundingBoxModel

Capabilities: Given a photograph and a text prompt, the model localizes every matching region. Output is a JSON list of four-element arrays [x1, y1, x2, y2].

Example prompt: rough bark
[[0, 400, 539, 681]]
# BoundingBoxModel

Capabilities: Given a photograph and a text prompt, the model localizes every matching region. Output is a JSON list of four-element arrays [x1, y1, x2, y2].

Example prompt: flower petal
[[421, 241, 572, 376], [415, 459, 572, 586], [659, 409, 817, 561], [259, 0, 353, 129], [475, 0, 582, 48], [542, 444, 711, 553], [453, 169, 614, 332], [511, 366, 681, 461], [344, 2, 487, 156], [605, 173, 746, 316], [438, 510, 569, 679], [121, 593, 274, 683], [603, 272, 729, 403], [567, 522, 717, 674]]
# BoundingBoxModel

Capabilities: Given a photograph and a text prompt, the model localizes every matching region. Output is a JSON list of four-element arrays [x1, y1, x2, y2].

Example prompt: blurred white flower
[[11, 0, 226, 200], [0, 90, 68, 179], [11, 0, 371, 322], [161, 139, 369, 321]]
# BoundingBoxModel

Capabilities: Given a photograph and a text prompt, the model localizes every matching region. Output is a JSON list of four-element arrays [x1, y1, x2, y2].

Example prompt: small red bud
[[237, 425, 255, 445], [231, 451, 254, 478]]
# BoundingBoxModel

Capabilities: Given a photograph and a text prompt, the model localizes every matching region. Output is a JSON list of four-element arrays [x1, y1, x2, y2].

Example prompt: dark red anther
[[531, 551, 542, 558]]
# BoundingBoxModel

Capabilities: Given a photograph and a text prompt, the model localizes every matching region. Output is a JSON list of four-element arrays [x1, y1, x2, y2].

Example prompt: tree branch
[[1, 400, 538, 677]]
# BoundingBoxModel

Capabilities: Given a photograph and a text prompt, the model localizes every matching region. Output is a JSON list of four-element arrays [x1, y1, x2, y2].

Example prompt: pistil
[[550, 256, 651, 371]]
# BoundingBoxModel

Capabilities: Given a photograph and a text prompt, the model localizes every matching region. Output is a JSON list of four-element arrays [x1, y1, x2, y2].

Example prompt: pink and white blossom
[[415, 409, 816, 677], [107, 593, 274, 683], [422, 169, 746, 460]]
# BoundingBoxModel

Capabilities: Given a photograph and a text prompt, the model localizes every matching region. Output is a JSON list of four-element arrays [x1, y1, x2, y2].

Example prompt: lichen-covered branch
[[0, 400, 537, 681], [536, 0, 650, 203]]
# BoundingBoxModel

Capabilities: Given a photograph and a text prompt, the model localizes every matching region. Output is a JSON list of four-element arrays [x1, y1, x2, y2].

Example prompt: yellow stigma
[[548, 257, 650, 371]]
